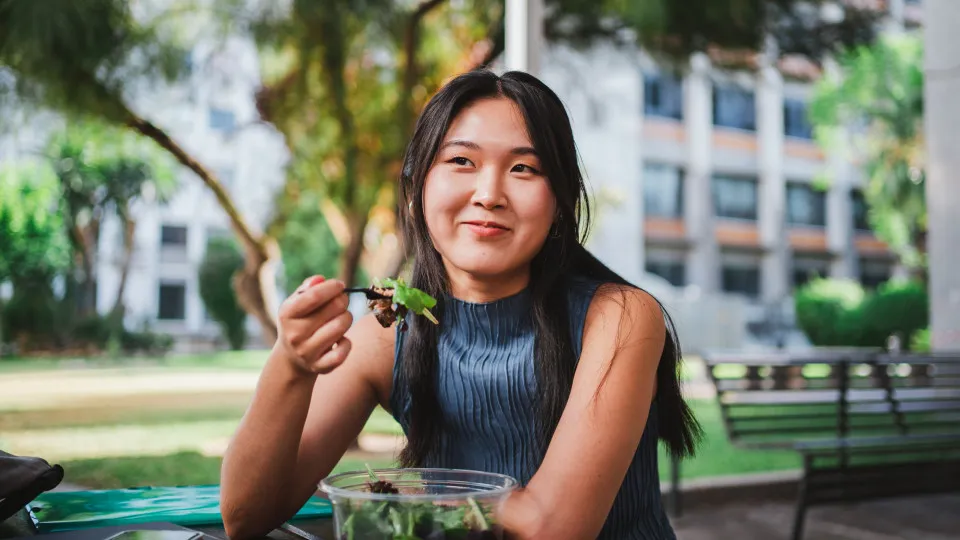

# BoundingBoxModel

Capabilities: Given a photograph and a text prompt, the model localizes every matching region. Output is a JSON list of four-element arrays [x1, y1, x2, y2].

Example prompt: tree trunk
[[338, 213, 369, 286], [111, 217, 137, 316], [123, 109, 279, 344]]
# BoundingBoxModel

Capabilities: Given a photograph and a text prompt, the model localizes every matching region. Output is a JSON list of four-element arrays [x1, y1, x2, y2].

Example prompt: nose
[[470, 167, 507, 210]]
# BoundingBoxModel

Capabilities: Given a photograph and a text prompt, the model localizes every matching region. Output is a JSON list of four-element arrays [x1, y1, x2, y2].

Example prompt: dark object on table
[[4, 522, 207, 540], [0, 450, 64, 524], [365, 481, 399, 495]]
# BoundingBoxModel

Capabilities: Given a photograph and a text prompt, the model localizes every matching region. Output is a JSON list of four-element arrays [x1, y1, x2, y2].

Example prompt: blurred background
[[1, 0, 958, 538]]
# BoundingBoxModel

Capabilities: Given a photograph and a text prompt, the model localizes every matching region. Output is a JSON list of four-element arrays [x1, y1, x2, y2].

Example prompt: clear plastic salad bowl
[[319, 468, 518, 540]]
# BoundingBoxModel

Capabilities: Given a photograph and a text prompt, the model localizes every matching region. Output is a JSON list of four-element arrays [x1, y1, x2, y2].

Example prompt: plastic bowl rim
[[319, 467, 519, 502]]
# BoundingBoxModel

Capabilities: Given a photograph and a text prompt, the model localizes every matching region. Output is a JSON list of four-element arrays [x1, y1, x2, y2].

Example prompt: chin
[[446, 253, 522, 279]]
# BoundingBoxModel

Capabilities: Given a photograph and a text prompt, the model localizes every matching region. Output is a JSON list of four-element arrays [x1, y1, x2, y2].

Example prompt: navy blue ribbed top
[[390, 277, 675, 539]]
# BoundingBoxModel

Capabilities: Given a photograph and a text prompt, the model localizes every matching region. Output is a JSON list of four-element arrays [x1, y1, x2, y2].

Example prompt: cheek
[[422, 169, 462, 237], [513, 181, 557, 236]]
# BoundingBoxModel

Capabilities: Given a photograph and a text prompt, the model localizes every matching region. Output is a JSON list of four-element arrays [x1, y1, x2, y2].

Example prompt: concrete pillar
[[924, 0, 960, 350], [505, 0, 544, 74], [757, 60, 789, 302], [684, 53, 719, 293]]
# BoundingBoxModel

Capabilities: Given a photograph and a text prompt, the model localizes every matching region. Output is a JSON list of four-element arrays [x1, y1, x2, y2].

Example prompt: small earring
[[408, 200, 414, 212]]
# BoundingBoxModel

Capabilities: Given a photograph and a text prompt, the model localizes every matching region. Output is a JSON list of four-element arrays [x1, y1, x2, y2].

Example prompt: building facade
[[538, 1, 923, 347]]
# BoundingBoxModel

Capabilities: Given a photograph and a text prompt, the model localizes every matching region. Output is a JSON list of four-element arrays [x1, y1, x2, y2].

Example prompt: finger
[[286, 280, 345, 318], [295, 275, 325, 295], [307, 292, 350, 328], [311, 337, 353, 374], [298, 311, 354, 359]]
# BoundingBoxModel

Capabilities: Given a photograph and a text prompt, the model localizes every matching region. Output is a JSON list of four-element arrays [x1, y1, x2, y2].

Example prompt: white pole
[[924, 0, 960, 350], [504, 0, 544, 74]]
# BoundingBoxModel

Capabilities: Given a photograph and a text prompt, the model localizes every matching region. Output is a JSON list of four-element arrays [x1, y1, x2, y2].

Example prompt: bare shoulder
[[344, 312, 398, 408], [582, 283, 666, 363]]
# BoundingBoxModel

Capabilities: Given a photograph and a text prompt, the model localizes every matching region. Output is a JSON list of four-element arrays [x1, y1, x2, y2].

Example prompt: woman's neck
[[444, 263, 530, 304]]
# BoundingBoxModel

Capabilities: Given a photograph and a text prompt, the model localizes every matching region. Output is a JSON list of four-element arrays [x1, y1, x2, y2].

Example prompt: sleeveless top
[[389, 277, 676, 539]]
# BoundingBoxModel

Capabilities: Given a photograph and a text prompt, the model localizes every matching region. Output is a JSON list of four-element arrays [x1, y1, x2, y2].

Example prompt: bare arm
[[499, 285, 666, 539], [219, 278, 395, 539]]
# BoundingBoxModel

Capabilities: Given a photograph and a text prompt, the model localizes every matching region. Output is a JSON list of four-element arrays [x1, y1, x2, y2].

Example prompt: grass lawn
[[60, 452, 397, 490], [1, 352, 800, 490]]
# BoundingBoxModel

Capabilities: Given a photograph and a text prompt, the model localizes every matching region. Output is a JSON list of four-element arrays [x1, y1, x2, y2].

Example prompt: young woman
[[220, 70, 700, 540]]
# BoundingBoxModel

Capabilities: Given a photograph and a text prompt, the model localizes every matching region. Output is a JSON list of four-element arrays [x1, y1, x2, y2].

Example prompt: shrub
[[794, 278, 866, 347], [911, 328, 931, 353], [856, 280, 928, 349], [795, 278, 929, 351], [199, 237, 247, 350]]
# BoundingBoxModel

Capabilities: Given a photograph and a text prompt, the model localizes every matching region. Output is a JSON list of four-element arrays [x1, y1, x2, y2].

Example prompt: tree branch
[[399, 0, 448, 136]]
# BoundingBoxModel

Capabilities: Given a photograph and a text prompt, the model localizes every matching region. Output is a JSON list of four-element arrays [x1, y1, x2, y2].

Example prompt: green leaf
[[374, 277, 439, 324]]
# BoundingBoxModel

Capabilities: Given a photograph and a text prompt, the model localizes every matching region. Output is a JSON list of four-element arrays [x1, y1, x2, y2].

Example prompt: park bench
[[683, 348, 960, 540]]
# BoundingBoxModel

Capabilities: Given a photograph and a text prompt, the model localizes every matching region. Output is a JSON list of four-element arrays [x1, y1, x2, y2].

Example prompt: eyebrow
[[439, 139, 539, 157]]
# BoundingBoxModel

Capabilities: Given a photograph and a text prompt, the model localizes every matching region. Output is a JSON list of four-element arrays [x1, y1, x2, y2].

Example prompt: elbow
[[220, 492, 282, 540], [499, 489, 603, 540]]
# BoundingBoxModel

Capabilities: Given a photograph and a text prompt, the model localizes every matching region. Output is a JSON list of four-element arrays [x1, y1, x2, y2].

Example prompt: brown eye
[[511, 164, 540, 174], [448, 156, 473, 166]]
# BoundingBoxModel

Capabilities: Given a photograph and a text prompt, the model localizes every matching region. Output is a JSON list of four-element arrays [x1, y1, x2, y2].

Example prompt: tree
[[810, 35, 926, 271], [0, 164, 72, 347], [0, 0, 282, 343], [45, 121, 177, 321], [199, 237, 248, 350], [241, 0, 879, 286]]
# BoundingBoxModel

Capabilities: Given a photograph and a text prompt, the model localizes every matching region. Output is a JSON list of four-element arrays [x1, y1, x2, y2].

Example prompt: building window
[[713, 175, 759, 221], [722, 265, 761, 297], [784, 98, 813, 140], [792, 257, 831, 289], [713, 84, 756, 131], [644, 72, 683, 120], [158, 282, 187, 320], [851, 189, 872, 231], [644, 164, 684, 218], [860, 259, 891, 290], [646, 260, 686, 287], [161, 225, 188, 247], [209, 107, 236, 132], [787, 183, 826, 227]]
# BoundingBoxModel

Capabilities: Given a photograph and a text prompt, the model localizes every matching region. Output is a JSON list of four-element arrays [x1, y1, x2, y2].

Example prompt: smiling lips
[[463, 220, 510, 238]]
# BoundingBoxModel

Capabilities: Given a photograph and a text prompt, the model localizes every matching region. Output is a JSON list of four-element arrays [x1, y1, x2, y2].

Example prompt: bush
[[119, 329, 174, 356], [794, 278, 866, 347], [911, 328, 931, 353], [856, 280, 928, 348], [199, 237, 247, 350], [795, 278, 929, 351]]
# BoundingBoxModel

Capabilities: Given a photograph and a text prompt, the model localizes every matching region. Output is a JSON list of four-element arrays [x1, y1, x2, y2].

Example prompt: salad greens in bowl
[[319, 466, 517, 540]]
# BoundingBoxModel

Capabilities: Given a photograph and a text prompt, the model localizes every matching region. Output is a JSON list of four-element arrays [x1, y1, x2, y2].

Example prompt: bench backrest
[[874, 352, 960, 437], [702, 349, 960, 449]]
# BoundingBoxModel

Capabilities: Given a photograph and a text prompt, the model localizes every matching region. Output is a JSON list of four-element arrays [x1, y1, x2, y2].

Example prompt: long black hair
[[396, 69, 700, 467]]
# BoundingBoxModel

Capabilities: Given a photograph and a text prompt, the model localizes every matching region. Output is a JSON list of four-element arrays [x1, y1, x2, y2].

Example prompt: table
[[195, 519, 336, 540]]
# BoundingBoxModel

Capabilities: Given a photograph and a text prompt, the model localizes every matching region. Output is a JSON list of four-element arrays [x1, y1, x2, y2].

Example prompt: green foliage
[[47, 121, 178, 214], [199, 237, 247, 350], [911, 328, 931, 353], [0, 163, 72, 286], [794, 278, 865, 347], [276, 194, 344, 288], [795, 278, 929, 350], [374, 277, 438, 324], [810, 35, 926, 269], [0, 0, 187, 125], [855, 280, 928, 349]]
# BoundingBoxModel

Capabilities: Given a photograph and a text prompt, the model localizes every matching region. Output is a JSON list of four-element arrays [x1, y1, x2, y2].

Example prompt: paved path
[[673, 494, 960, 540]]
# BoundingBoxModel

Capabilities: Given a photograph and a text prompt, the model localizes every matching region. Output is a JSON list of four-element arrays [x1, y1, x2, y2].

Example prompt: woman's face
[[422, 97, 556, 281]]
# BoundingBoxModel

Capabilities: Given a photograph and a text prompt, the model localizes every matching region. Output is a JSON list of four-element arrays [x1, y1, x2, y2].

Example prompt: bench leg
[[791, 459, 810, 540], [670, 454, 682, 518]]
